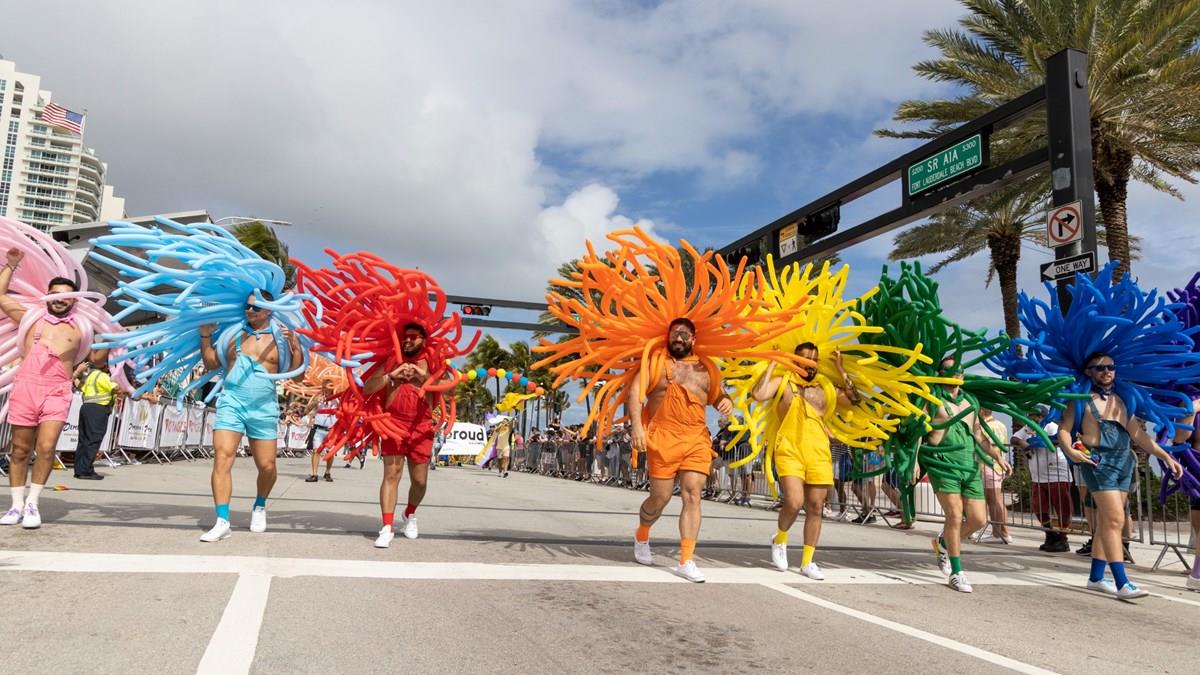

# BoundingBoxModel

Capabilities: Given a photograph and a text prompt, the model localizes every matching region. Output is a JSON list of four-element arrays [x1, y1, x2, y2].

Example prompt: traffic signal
[[800, 203, 840, 240], [460, 304, 492, 316], [721, 244, 760, 267]]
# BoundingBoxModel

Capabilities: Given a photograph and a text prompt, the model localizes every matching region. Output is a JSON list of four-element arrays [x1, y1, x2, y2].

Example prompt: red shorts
[[380, 433, 434, 463], [8, 377, 72, 426]]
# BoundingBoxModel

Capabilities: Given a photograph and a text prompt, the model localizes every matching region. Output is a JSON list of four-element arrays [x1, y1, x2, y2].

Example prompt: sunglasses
[[1088, 364, 1116, 372], [245, 304, 267, 312]]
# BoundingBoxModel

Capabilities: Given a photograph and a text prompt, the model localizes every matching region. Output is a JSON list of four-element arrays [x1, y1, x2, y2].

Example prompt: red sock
[[403, 503, 417, 518], [382, 512, 394, 528]]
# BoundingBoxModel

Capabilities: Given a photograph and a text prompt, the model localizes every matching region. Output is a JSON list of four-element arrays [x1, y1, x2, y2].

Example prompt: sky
[[4, 0, 1198, 425]]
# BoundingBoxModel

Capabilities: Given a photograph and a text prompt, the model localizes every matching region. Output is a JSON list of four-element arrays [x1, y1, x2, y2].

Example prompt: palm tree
[[231, 221, 298, 288], [877, 0, 1200, 280]]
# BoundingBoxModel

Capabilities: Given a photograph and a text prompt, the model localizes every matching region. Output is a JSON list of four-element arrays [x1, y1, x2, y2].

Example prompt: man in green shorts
[[918, 357, 1011, 593]]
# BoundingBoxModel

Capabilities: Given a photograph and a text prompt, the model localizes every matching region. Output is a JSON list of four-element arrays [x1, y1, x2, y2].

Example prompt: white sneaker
[[249, 506, 267, 533], [932, 537, 951, 576], [770, 542, 789, 571], [634, 538, 653, 565], [1116, 582, 1149, 599], [20, 503, 41, 529], [401, 515, 418, 539], [979, 534, 1011, 545], [800, 563, 825, 580], [200, 518, 232, 542], [1087, 578, 1118, 595], [374, 526, 395, 548], [0, 506, 22, 525], [821, 507, 834, 519], [676, 560, 706, 583], [948, 572, 973, 593], [835, 510, 851, 522], [1187, 576, 1200, 592]]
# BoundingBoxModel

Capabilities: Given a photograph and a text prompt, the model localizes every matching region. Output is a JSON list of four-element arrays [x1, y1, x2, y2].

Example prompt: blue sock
[[253, 495, 267, 509], [215, 503, 230, 521], [1089, 558, 1107, 583], [1109, 561, 1130, 589]]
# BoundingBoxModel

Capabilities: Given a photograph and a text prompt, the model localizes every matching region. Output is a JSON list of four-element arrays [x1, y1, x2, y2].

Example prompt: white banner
[[159, 405, 188, 447], [55, 394, 85, 452], [440, 422, 487, 456], [287, 424, 310, 450], [186, 405, 204, 446], [118, 398, 161, 449]]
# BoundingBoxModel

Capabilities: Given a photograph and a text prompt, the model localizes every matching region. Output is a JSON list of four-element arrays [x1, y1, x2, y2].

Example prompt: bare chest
[[24, 321, 81, 364], [648, 360, 710, 403]]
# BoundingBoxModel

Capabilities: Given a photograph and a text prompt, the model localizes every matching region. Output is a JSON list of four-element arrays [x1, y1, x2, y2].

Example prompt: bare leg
[[935, 492, 965, 558], [678, 470, 705, 541], [803, 485, 830, 548], [639, 477, 674, 529], [310, 447, 320, 476], [776, 475, 805, 533], [380, 456, 404, 518], [984, 486, 1009, 538], [962, 497, 988, 541], [8, 426, 36, 492], [406, 458, 429, 509], [211, 430, 243, 505], [28, 420, 65, 485], [248, 438, 278, 499], [1091, 490, 1127, 565]]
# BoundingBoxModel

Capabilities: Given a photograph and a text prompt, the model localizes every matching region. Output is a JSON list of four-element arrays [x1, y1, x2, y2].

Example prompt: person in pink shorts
[[0, 247, 84, 529]]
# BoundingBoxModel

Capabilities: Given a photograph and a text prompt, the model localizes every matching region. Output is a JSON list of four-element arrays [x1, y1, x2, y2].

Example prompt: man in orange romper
[[628, 318, 733, 582]]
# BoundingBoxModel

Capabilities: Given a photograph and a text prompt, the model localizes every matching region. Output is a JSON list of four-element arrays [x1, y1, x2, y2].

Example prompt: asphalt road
[[0, 456, 1195, 674]]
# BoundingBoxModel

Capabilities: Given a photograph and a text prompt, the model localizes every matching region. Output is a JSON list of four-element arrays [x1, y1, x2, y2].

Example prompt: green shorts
[[927, 469, 984, 500]]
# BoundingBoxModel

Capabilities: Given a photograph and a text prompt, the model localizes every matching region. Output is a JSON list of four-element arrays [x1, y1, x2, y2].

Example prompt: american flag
[[41, 102, 84, 135]]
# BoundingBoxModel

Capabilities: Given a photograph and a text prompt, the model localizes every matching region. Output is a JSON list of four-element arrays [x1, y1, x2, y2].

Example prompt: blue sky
[[4, 1, 1198, 426]]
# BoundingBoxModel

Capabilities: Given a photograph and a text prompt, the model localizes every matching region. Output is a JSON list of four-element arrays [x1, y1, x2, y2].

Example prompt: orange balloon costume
[[295, 251, 479, 460], [532, 227, 813, 468]]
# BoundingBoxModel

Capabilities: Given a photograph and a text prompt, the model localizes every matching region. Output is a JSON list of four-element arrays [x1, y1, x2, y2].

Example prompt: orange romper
[[645, 368, 715, 480]]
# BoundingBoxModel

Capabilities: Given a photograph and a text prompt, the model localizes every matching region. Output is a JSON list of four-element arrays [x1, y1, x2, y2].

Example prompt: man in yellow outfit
[[751, 342, 858, 579]]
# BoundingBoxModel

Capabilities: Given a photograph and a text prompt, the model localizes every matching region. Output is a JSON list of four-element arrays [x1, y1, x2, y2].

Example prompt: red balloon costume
[[294, 251, 479, 461]]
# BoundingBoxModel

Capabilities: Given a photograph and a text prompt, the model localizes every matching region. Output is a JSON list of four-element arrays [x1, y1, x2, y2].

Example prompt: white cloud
[[537, 183, 658, 267]]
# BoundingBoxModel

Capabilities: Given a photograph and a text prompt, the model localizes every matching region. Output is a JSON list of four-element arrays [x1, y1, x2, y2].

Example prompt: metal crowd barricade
[[1142, 462, 1196, 572]]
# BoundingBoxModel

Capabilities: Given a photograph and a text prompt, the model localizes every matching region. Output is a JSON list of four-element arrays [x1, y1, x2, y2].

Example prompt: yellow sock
[[680, 538, 696, 564], [801, 545, 816, 567], [773, 529, 788, 545]]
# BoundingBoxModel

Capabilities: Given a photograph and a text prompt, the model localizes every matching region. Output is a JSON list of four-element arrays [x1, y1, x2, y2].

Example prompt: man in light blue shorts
[[197, 290, 302, 542]]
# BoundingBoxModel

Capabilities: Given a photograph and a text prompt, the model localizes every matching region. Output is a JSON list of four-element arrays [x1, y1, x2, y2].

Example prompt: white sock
[[27, 484, 44, 507], [10, 486, 24, 510]]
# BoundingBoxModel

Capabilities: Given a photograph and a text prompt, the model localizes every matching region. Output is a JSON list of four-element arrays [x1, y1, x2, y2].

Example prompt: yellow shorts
[[775, 436, 833, 485]]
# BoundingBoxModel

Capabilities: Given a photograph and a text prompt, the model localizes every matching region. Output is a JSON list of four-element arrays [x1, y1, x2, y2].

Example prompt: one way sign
[[1040, 251, 1096, 282]]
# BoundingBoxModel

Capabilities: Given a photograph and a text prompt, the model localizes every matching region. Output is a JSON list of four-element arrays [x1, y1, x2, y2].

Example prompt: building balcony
[[74, 188, 99, 207], [22, 165, 72, 178], [73, 201, 98, 219], [78, 162, 101, 181]]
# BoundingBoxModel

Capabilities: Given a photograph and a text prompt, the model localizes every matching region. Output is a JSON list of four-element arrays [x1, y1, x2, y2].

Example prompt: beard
[[801, 368, 817, 382], [47, 302, 73, 318], [667, 341, 692, 359], [402, 344, 423, 358]]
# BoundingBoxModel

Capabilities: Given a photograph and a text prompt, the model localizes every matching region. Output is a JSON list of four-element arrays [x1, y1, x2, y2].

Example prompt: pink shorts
[[8, 377, 73, 426], [980, 462, 1004, 490]]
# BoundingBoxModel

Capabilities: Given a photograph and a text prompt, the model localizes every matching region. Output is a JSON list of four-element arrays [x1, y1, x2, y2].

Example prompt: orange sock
[[680, 538, 696, 564], [636, 525, 651, 543]]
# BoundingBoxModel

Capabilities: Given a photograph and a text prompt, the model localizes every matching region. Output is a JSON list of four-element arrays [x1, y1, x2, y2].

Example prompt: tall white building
[[0, 58, 124, 231]]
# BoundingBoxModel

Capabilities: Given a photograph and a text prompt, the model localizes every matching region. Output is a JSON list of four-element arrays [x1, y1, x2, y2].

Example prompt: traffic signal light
[[460, 304, 492, 316], [721, 244, 760, 267], [800, 203, 840, 240]]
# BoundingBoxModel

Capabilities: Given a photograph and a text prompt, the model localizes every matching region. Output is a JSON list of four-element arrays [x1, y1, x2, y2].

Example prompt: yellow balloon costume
[[532, 228, 813, 459], [724, 257, 950, 495]]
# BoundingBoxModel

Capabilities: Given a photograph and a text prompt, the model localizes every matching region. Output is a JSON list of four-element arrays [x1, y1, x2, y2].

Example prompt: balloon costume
[[496, 391, 539, 413], [998, 263, 1200, 501], [294, 251, 479, 460], [0, 216, 131, 417], [89, 216, 313, 404], [532, 228, 813, 459], [858, 262, 1076, 519], [1160, 272, 1200, 501], [722, 257, 951, 495]]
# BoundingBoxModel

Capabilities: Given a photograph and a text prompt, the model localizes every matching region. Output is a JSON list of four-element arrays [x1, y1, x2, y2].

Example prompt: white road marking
[[0, 549, 1138, 588], [196, 573, 272, 675], [761, 583, 1059, 675]]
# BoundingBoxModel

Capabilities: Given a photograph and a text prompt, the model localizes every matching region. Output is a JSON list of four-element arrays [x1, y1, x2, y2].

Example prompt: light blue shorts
[[214, 390, 279, 441]]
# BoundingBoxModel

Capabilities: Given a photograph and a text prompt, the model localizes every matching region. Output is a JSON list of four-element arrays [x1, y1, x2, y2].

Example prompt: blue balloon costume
[[89, 216, 315, 406]]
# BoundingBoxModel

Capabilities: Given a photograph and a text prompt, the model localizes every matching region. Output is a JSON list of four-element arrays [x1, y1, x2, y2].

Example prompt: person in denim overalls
[[1058, 352, 1183, 599], [197, 290, 302, 542]]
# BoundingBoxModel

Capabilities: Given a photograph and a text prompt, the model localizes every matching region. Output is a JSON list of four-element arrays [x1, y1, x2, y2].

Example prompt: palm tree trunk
[[1094, 137, 1134, 281], [987, 232, 1022, 351]]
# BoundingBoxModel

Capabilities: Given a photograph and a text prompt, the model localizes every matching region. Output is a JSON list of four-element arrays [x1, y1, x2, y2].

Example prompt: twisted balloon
[[89, 216, 313, 406], [295, 250, 479, 459], [532, 227, 813, 452]]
